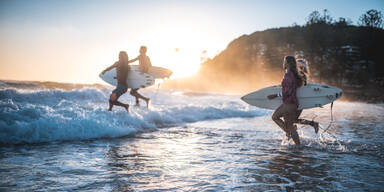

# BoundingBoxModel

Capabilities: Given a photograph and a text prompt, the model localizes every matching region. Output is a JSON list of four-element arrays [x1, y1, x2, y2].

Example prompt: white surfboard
[[99, 68, 155, 89], [130, 65, 173, 79], [241, 84, 342, 110]]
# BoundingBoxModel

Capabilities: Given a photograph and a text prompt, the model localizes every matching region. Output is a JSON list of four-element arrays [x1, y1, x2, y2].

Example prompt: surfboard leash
[[321, 102, 334, 134]]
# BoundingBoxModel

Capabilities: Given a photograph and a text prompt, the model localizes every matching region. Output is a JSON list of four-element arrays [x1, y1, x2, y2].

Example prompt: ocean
[[0, 81, 383, 191]]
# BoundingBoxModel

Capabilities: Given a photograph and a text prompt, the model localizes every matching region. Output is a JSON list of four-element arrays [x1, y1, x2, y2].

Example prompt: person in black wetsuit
[[128, 46, 151, 108], [102, 51, 130, 112]]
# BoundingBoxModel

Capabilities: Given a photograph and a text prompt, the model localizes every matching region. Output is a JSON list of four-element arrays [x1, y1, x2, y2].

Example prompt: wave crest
[[0, 87, 265, 144]]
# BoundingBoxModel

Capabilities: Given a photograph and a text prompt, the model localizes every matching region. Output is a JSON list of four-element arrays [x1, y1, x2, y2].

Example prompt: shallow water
[[1, 81, 383, 191]]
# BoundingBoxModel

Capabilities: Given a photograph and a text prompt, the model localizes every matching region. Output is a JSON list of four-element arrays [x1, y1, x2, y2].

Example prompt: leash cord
[[321, 102, 334, 134]]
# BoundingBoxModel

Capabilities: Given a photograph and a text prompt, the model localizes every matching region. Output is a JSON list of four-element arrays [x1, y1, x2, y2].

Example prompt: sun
[[165, 48, 202, 79], [148, 44, 204, 79], [121, 10, 224, 80]]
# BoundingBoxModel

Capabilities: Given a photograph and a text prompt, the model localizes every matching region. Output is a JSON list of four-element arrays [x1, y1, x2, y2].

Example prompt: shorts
[[112, 84, 128, 99]]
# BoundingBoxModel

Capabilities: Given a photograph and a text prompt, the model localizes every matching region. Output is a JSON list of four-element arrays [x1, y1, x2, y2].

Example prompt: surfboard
[[99, 68, 155, 89], [241, 84, 342, 110], [129, 65, 173, 79]]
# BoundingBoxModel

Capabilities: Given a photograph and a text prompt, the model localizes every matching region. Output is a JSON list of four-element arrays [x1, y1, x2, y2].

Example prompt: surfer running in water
[[267, 56, 303, 145], [128, 46, 151, 108], [102, 51, 130, 112]]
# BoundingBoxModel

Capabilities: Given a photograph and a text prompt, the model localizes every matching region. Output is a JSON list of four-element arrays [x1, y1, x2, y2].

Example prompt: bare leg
[[144, 97, 150, 108], [108, 93, 117, 111], [285, 120, 300, 145], [108, 100, 113, 111], [109, 93, 129, 112], [289, 125, 300, 145], [285, 105, 300, 145], [130, 89, 150, 108], [135, 96, 139, 106], [112, 100, 129, 111], [295, 110, 319, 133], [272, 104, 291, 140], [272, 105, 287, 132]]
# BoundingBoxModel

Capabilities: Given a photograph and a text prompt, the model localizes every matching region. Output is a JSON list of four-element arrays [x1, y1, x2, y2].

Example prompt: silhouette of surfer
[[128, 46, 151, 108], [102, 51, 130, 112]]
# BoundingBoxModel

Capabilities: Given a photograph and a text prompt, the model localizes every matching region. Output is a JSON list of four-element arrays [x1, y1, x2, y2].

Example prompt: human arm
[[128, 56, 139, 64], [267, 92, 282, 100], [101, 62, 118, 74], [267, 94, 278, 100]]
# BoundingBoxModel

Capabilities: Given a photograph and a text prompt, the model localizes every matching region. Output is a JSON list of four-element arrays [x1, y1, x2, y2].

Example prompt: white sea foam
[[0, 87, 266, 144]]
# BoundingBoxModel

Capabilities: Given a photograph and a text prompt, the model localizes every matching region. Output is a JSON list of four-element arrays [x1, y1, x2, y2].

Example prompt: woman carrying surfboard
[[267, 56, 303, 145]]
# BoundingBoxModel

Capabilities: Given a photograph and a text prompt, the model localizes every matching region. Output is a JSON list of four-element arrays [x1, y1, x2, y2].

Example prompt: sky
[[0, 0, 383, 84]]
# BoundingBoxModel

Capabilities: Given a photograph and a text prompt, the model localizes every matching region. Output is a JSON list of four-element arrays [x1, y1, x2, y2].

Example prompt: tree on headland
[[306, 9, 333, 25], [358, 9, 383, 28]]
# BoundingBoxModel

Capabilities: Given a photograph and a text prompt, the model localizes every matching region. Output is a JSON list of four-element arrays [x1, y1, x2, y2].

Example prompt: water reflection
[[103, 106, 384, 191], [265, 150, 332, 191], [105, 126, 335, 191], [105, 129, 212, 191]]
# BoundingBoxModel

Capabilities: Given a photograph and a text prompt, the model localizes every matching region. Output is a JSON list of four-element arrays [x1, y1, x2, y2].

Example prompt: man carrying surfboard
[[267, 56, 303, 145], [128, 46, 151, 108], [101, 51, 130, 112]]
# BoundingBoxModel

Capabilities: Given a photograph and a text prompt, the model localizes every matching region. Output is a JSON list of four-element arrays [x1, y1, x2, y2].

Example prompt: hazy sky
[[1, 0, 383, 83]]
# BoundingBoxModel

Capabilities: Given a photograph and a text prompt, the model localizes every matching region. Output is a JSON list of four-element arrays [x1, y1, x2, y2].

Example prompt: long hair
[[296, 59, 309, 85], [119, 51, 128, 65], [284, 56, 303, 86]]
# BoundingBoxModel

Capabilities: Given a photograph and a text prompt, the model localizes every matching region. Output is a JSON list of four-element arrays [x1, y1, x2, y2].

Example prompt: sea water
[[0, 81, 383, 191]]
